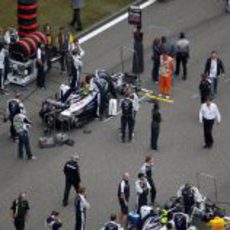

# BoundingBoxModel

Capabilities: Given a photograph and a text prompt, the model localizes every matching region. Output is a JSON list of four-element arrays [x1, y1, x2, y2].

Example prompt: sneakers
[[158, 94, 163, 97], [28, 156, 37, 160], [165, 95, 170, 99]]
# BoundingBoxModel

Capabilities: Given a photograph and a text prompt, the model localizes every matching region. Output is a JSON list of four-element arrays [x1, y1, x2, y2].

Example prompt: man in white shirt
[[199, 97, 221, 149], [204, 50, 225, 96]]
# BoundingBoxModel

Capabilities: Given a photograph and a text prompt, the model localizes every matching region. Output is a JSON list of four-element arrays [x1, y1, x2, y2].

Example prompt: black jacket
[[204, 57, 225, 76], [64, 160, 80, 183], [199, 79, 211, 95]]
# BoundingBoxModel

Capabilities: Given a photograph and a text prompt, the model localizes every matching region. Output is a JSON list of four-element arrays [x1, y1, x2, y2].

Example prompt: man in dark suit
[[204, 50, 225, 97]]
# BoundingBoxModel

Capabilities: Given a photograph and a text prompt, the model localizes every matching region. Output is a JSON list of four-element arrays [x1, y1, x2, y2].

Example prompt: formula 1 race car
[[39, 70, 137, 131]]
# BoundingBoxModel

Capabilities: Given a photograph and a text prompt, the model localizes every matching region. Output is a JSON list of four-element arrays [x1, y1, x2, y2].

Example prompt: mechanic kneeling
[[103, 214, 123, 230]]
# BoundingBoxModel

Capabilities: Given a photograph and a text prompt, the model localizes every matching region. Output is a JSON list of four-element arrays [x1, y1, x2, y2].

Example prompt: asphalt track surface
[[1, 0, 230, 229]]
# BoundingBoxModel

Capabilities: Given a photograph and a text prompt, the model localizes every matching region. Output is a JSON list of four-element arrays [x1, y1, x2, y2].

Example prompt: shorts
[[119, 198, 128, 215]]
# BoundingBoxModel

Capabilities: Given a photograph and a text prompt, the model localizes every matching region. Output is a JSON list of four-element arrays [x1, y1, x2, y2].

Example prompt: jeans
[[210, 77, 218, 96], [18, 131, 32, 159]]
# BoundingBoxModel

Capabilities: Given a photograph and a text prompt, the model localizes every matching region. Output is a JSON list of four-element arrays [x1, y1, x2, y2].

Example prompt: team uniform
[[117, 179, 130, 215], [120, 97, 134, 142], [103, 221, 122, 230], [11, 198, 30, 230], [173, 212, 190, 230], [177, 184, 204, 217], [45, 213, 62, 230], [63, 159, 81, 206], [151, 107, 162, 151]]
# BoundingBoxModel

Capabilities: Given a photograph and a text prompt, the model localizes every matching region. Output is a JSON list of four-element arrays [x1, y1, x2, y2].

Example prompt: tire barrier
[[18, 0, 38, 37], [10, 31, 47, 62]]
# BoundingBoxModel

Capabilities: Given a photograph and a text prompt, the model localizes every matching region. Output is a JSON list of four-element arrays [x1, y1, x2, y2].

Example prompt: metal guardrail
[[196, 172, 230, 206]]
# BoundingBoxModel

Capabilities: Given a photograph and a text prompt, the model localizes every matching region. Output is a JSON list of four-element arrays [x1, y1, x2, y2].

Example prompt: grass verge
[[0, 0, 135, 32]]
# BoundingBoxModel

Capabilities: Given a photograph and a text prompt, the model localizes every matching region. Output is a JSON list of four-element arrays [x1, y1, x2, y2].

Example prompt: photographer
[[13, 111, 36, 160]]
